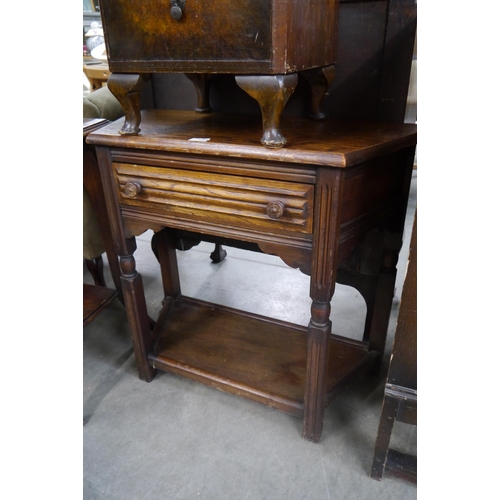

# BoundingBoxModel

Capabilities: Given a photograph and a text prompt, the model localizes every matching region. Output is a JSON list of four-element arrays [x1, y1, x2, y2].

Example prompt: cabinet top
[[87, 110, 416, 168]]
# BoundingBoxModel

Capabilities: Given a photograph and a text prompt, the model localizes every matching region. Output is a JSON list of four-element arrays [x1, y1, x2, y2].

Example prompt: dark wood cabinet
[[87, 110, 416, 442], [99, 0, 340, 146]]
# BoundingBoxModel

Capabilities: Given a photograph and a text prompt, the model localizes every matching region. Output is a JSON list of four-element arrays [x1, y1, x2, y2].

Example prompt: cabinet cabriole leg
[[108, 72, 151, 135], [235, 73, 298, 148], [185, 73, 213, 113], [151, 228, 181, 304], [302, 64, 336, 121]]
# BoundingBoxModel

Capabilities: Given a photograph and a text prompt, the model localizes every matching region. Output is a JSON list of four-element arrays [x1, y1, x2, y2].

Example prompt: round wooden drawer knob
[[266, 201, 285, 220], [170, 0, 185, 20], [122, 181, 142, 198]]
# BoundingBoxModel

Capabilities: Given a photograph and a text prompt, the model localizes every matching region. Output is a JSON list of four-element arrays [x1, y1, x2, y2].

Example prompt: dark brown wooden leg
[[151, 228, 181, 303], [303, 301, 332, 442], [184, 73, 213, 113], [370, 393, 398, 480], [336, 231, 385, 343], [107, 73, 151, 135], [235, 74, 298, 148], [85, 256, 106, 287], [367, 232, 402, 358], [119, 239, 157, 382], [303, 169, 344, 442], [210, 243, 227, 263], [302, 65, 336, 120]]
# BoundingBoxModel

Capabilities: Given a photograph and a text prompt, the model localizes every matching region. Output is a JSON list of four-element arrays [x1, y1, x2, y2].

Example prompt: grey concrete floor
[[83, 172, 417, 500]]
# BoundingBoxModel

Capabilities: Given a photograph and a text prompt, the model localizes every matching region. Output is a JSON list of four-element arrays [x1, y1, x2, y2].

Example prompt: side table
[[88, 110, 416, 442]]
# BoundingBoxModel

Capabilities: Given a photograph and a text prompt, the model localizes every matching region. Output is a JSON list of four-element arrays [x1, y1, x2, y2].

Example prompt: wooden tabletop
[[87, 110, 417, 168], [83, 118, 110, 138]]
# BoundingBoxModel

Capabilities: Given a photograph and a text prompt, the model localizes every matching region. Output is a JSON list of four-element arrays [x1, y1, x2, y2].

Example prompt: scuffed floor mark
[[318, 446, 332, 500]]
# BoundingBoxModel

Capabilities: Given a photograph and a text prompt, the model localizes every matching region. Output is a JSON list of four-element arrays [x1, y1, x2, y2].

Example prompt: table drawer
[[114, 162, 314, 235], [102, 0, 271, 65]]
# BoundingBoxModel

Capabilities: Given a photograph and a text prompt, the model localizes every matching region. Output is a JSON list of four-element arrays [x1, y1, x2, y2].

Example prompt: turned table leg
[[303, 300, 332, 442], [302, 65, 336, 120], [336, 228, 404, 372], [303, 169, 344, 442], [151, 228, 181, 304], [185, 73, 213, 113], [235, 74, 298, 148], [108, 73, 151, 135], [119, 238, 157, 382]]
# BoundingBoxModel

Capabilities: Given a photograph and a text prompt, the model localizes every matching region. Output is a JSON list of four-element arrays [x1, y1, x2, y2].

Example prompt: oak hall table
[[87, 110, 416, 442]]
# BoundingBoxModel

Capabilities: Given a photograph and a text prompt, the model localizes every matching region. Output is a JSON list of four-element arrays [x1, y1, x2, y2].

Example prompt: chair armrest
[[83, 86, 124, 121]]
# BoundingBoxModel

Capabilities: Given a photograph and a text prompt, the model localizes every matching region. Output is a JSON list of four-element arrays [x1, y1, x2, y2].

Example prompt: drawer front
[[101, 0, 271, 64], [114, 163, 314, 235]]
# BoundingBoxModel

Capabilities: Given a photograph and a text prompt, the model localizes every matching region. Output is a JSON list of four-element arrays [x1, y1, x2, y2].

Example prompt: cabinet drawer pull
[[266, 201, 285, 220], [170, 0, 186, 21], [122, 181, 142, 198]]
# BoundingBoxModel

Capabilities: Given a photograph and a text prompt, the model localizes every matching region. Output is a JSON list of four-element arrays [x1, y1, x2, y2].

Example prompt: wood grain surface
[[87, 110, 417, 167]]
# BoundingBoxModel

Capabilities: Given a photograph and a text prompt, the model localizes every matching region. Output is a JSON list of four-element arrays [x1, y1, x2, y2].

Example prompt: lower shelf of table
[[149, 296, 378, 417]]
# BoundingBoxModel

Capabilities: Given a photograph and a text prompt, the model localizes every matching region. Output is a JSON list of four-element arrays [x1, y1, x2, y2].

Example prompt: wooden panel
[[340, 151, 409, 224], [286, 0, 339, 71], [336, 145, 414, 263], [377, 0, 418, 122], [308, 0, 389, 120], [113, 162, 314, 234]]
